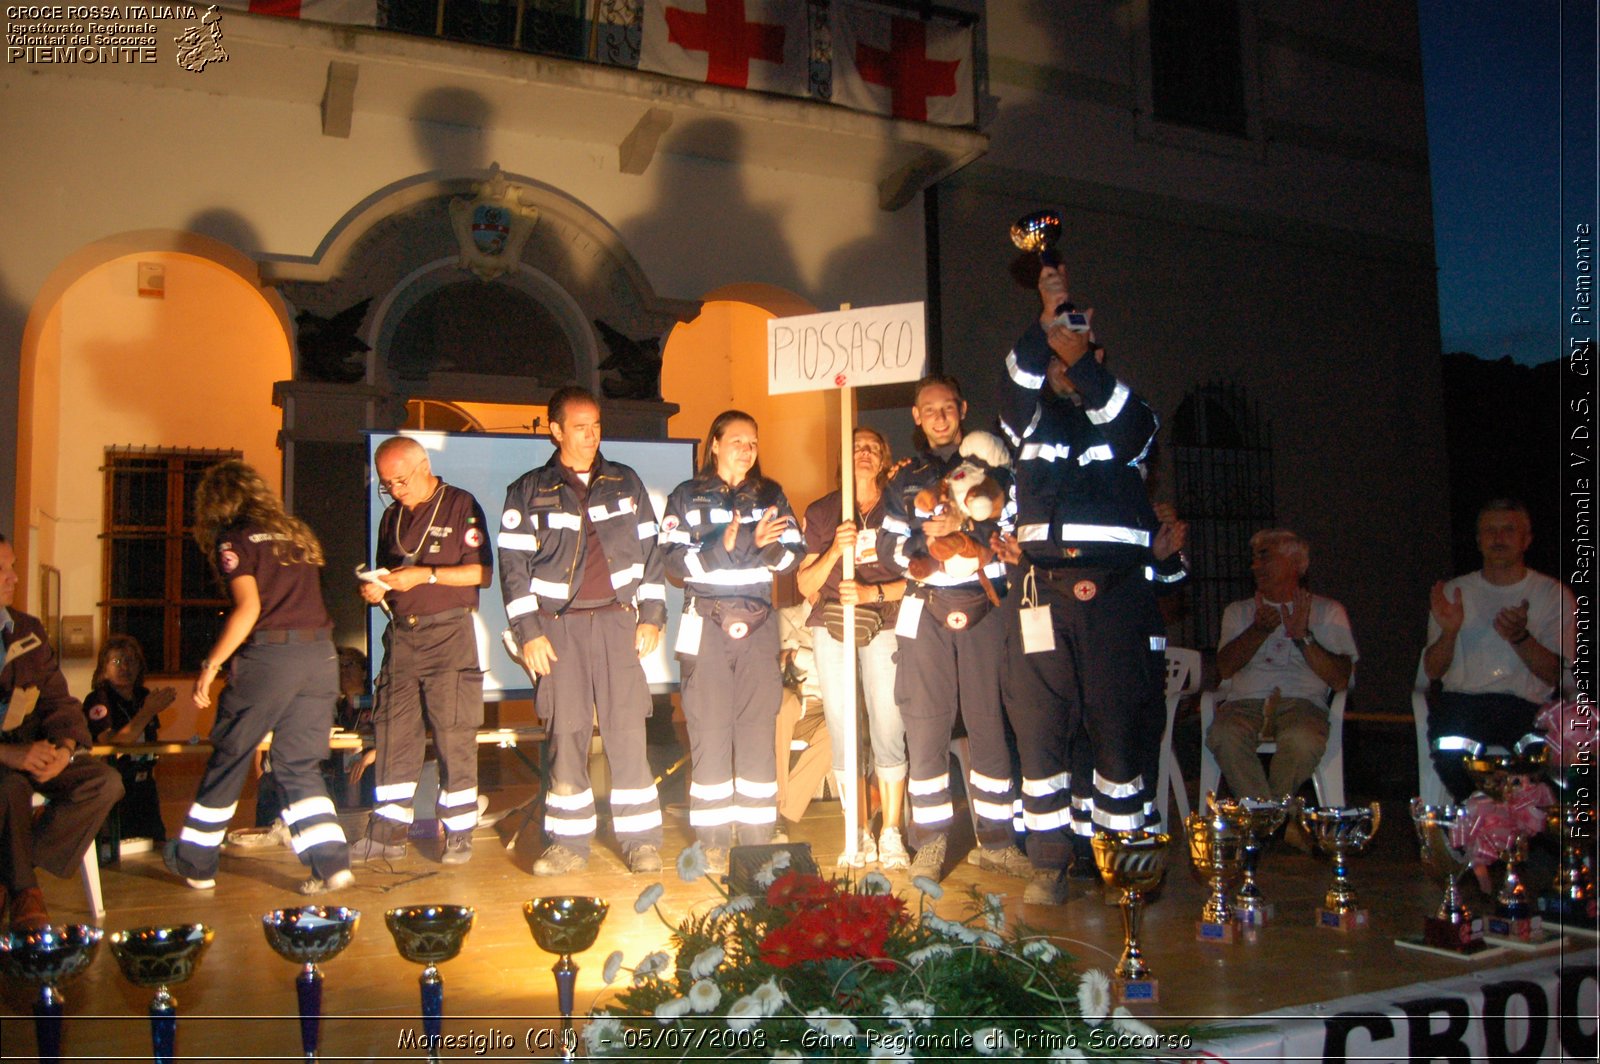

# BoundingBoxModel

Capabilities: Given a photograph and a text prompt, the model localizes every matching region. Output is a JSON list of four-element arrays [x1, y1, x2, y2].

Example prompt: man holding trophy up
[[997, 254, 1187, 906]]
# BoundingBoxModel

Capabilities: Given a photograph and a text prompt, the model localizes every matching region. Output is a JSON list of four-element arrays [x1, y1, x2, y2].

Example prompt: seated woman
[[85, 635, 177, 848]]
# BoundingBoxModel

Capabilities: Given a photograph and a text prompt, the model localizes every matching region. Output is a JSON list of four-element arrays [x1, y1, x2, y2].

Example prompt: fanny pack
[[821, 601, 886, 647], [923, 586, 993, 632], [700, 596, 771, 639]]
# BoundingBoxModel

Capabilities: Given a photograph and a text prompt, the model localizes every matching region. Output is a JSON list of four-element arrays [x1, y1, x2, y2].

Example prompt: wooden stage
[[2, 790, 1594, 1060]]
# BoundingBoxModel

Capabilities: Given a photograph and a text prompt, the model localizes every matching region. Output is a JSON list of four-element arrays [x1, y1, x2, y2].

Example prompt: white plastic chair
[[29, 792, 105, 920], [1155, 647, 1202, 830], [1199, 672, 1350, 808], [1412, 652, 1451, 807]]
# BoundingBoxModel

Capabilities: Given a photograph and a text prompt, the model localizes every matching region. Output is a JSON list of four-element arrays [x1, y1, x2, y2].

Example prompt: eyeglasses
[[378, 459, 427, 495]]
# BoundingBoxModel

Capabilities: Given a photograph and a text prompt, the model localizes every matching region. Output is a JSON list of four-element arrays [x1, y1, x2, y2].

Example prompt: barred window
[[101, 448, 239, 674]]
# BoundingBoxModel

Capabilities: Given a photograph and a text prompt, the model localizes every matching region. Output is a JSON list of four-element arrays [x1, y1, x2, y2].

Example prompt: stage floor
[[2, 794, 1593, 1060]]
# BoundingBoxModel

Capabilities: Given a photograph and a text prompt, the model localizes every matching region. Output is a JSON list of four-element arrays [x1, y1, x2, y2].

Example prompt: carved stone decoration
[[593, 319, 663, 401], [296, 297, 372, 383], [447, 164, 542, 281]]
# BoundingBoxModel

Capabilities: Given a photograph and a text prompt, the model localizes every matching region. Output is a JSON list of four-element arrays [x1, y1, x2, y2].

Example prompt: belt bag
[[701, 596, 771, 639], [821, 601, 885, 647], [924, 586, 992, 632]]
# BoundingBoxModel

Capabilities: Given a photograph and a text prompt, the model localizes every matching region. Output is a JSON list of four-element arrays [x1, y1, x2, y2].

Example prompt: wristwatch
[[427, 567, 438, 585], [1292, 633, 1314, 649]]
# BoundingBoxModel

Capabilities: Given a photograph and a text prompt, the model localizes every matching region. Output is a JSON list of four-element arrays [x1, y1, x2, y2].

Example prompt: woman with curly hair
[[163, 459, 354, 895], [84, 634, 176, 847]]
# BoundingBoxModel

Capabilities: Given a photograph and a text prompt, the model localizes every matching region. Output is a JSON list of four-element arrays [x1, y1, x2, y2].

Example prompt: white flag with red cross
[[830, 3, 973, 125], [213, 0, 378, 25], [638, 0, 810, 95]]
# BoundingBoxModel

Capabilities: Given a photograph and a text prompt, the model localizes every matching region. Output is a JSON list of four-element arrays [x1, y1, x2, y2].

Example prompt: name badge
[[675, 612, 703, 657], [853, 529, 879, 565], [1020, 604, 1056, 654], [894, 596, 924, 639]]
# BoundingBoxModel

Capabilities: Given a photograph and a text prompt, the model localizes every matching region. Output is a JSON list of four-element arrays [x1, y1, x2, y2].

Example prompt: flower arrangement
[[581, 843, 1189, 1060]]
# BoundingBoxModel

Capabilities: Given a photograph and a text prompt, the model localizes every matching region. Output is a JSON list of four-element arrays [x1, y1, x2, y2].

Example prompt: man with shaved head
[[353, 436, 493, 864]]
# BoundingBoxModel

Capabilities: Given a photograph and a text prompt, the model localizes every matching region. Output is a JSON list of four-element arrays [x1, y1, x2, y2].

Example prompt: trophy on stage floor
[[1460, 739, 1551, 940], [525, 896, 608, 1063], [1541, 798, 1597, 928], [261, 906, 360, 1062], [1091, 829, 1169, 1004], [1301, 802, 1381, 930], [108, 923, 214, 1064], [1408, 801, 1486, 953], [386, 905, 475, 1064], [1212, 795, 1296, 928], [1186, 806, 1246, 943], [0, 924, 102, 1064]]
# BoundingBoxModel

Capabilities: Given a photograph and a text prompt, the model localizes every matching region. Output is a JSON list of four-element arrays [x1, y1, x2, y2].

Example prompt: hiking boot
[[441, 832, 473, 866], [348, 835, 407, 862], [878, 827, 910, 870], [1023, 868, 1070, 906], [531, 844, 589, 876], [968, 844, 1034, 879], [8, 887, 50, 931], [299, 868, 355, 895], [162, 841, 216, 890], [908, 834, 947, 882], [627, 844, 663, 874]]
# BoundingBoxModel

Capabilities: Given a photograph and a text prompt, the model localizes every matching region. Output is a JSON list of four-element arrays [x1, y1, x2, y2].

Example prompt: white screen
[[365, 431, 696, 699]]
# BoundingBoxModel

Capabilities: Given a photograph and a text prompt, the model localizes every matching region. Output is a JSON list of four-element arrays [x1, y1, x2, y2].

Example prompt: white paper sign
[[767, 302, 927, 395]]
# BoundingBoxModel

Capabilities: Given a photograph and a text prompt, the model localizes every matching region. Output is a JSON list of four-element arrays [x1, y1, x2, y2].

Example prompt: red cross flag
[[214, 0, 378, 24], [830, 4, 973, 125], [639, 0, 809, 95]]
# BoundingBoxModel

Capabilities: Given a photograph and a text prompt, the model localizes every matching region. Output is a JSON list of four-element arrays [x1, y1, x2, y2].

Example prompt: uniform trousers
[[0, 759, 121, 893], [370, 612, 484, 842], [1006, 568, 1166, 871], [680, 612, 780, 849], [173, 640, 349, 880], [896, 596, 1012, 852], [533, 607, 663, 856]]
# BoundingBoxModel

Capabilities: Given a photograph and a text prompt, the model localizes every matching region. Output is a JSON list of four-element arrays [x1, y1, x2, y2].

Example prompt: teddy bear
[[908, 431, 1009, 602]]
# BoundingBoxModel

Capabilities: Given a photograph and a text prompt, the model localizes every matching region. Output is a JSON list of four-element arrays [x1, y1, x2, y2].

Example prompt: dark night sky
[[1418, 0, 1564, 366]]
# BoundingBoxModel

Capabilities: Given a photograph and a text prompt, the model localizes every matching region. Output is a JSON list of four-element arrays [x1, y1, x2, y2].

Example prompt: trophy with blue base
[[1301, 802, 1381, 930], [1092, 829, 1169, 1004]]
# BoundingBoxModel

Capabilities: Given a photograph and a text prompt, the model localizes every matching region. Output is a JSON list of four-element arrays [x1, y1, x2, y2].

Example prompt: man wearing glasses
[[352, 437, 493, 864]]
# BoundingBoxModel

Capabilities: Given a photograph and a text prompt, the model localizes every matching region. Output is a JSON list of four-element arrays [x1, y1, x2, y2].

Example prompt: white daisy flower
[[870, 1043, 914, 1062], [1021, 938, 1061, 963], [1077, 969, 1111, 1026], [804, 1009, 858, 1041], [725, 993, 764, 1030], [654, 995, 691, 1023], [907, 944, 954, 965], [710, 894, 755, 919], [634, 882, 665, 913], [1050, 1045, 1088, 1062], [632, 951, 670, 984], [688, 978, 722, 1013], [753, 866, 777, 890], [1111, 1006, 1157, 1039], [581, 1014, 622, 1055], [861, 871, 893, 895], [689, 945, 725, 978], [912, 875, 944, 899], [751, 977, 786, 1015], [983, 892, 1006, 932], [770, 849, 792, 871], [676, 842, 708, 882], [973, 1026, 1013, 1056], [976, 930, 1004, 949], [899, 998, 936, 1026], [602, 950, 624, 985], [769, 1052, 803, 1062]]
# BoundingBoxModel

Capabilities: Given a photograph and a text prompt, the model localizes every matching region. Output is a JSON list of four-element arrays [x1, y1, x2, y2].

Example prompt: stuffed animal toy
[[908, 432, 1009, 601]]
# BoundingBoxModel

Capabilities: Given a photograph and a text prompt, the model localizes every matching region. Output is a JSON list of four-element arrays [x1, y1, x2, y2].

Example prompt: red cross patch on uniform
[[1073, 580, 1097, 601], [662, 515, 680, 533], [88, 703, 108, 721], [464, 527, 484, 548], [945, 610, 968, 630], [727, 621, 749, 640], [501, 510, 521, 530]]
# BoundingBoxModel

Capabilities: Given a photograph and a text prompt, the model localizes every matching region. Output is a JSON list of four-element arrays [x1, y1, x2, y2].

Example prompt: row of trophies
[[0, 895, 610, 1064], [1092, 743, 1596, 1004]]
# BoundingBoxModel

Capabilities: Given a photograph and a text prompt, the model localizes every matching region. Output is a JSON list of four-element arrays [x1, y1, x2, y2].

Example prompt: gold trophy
[[1211, 795, 1297, 929], [1408, 801, 1486, 953], [108, 923, 214, 1063], [1300, 802, 1381, 930], [0, 924, 102, 1064], [386, 905, 476, 1064], [1541, 798, 1597, 930], [1091, 830, 1169, 1003], [1186, 806, 1246, 943], [1461, 740, 1553, 941], [261, 906, 361, 1062], [524, 896, 609, 1063], [1010, 209, 1065, 264]]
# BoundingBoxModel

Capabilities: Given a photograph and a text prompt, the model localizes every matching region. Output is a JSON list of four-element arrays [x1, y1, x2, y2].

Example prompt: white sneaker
[[298, 869, 355, 895], [836, 832, 878, 869], [227, 819, 290, 849], [878, 827, 910, 870]]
